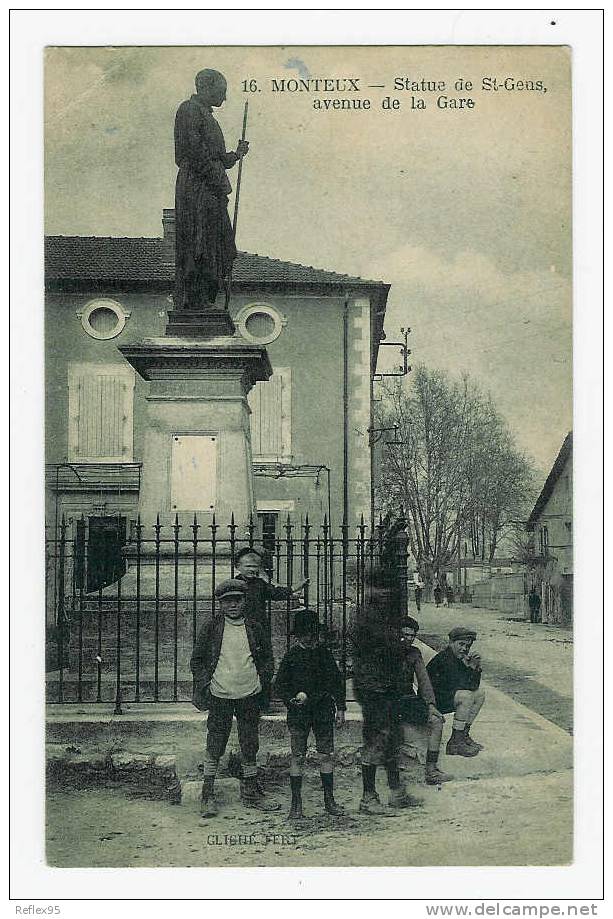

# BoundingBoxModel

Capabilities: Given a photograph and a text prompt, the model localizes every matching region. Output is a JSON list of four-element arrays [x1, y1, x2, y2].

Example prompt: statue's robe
[[174, 94, 238, 309]]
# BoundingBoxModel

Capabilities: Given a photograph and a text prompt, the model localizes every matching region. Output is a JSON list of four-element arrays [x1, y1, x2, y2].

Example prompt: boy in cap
[[426, 627, 486, 757], [190, 578, 280, 817], [273, 608, 346, 819], [234, 545, 309, 628], [234, 545, 309, 711], [397, 617, 452, 785]]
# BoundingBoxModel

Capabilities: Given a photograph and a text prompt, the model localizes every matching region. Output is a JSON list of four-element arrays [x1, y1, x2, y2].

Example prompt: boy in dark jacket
[[234, 546, 309, 711], [273, 609, 346, 819], [426, 626, 486, 757], [351, 569, 424, 815], [190, 578, 280, 817], [234, 546, 309, 628]]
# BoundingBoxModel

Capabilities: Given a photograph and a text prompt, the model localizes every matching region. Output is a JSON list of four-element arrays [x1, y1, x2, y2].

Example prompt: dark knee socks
[[361, 764, 376, 796], [320, 771, 334, 804], [290, 775, 302, 806], [385, 764, 401, 789]]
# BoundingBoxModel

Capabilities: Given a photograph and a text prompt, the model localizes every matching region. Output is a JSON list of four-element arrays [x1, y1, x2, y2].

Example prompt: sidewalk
[[46, 625, 573, 867]]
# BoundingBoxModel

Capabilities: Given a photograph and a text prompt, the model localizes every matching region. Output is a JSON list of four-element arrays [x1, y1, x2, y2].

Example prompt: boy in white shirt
[[191, 578, 280, 817]]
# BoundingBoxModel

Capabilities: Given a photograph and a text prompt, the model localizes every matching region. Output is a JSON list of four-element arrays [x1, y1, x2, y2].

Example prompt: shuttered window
[[68, 363, 135, 462], [248, 368, 292, 463]]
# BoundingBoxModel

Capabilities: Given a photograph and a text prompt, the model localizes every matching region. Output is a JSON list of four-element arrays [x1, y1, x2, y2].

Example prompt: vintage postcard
[[40, 42, 576, 875]]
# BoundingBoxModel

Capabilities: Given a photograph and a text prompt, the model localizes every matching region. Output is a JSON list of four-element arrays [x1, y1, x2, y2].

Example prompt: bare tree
[[375, 367, 535, 578]]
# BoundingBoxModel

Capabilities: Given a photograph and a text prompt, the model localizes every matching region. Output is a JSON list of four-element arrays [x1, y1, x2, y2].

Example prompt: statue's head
[[195, 69, 227, 107]]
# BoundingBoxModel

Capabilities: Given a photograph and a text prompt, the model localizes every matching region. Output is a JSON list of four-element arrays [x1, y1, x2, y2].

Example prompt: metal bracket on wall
[[373, 327, 412, 381]]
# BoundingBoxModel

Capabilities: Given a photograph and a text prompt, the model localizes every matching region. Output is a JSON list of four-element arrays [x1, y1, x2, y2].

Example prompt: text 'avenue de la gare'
[[241, 75, 549, 111]]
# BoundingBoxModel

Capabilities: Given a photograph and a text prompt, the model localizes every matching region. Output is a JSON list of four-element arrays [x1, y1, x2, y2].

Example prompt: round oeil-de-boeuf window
[[79, 299, 130, 340], [236, 303, 286, 345]]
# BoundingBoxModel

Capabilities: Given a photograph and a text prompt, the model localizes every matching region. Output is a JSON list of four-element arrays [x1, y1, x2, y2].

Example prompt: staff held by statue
[[225, 100, 249, 312]]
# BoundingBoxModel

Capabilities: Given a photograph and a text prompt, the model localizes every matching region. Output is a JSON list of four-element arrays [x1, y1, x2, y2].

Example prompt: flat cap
[[292, 608, 319, 636], [215, 578, 247, 600], [448, 626, 477, 642]]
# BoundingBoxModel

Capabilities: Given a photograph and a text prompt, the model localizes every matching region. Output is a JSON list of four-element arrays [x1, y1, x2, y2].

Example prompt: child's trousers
[[206, 693, 261, 762]]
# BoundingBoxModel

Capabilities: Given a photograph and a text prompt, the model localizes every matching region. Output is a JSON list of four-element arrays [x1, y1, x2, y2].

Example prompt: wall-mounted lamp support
[[373, 327, 412, 381]]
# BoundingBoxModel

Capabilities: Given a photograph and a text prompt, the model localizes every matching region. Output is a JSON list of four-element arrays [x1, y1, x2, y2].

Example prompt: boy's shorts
[[287, 700, 335, 755], [394, 693, 430, 726], [289, 719, 334, 756]]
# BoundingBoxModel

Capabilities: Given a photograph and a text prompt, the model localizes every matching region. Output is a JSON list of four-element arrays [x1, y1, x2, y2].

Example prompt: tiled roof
[[45, 235, 386, 288], [526, 432, 573, 529]]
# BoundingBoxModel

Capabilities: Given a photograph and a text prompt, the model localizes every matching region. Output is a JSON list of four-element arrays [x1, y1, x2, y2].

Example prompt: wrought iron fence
[[45, 512, 408, 709]]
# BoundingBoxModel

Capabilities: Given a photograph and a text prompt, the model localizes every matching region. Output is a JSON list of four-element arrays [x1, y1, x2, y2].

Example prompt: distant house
[[45, 210, 390, 596], [526, 432, 573, 625]]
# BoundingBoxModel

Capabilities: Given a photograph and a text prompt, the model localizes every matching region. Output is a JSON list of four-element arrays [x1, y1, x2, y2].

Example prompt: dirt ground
[[46, 763, 572, 868], [46, 601, 574, 869]]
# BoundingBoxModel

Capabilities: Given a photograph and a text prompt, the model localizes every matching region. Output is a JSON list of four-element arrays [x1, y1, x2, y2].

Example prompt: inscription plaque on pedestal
[[170, 434, 217, 511]]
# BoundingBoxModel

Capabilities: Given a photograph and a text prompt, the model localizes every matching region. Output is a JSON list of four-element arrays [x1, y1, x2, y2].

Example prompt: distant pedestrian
[[445, 584, 455, 607], [413, 573, 425, 613], [433, 578, 443, 608], [273, 609, 346, 820], [528, 587, 542, 624], [190, 578, 280, 817], [426, 627, 486, 758]]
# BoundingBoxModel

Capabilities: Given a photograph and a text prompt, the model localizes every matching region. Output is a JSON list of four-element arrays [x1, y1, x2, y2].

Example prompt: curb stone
[[46, 745, 182, 803]]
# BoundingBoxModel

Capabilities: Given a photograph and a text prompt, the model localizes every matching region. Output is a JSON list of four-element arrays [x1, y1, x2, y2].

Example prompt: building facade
[[45, 211, 389, 595], [526, 432, 573, 625]]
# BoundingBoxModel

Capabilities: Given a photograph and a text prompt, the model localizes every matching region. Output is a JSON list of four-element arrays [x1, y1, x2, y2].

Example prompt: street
[[46, 602, 573, 868]]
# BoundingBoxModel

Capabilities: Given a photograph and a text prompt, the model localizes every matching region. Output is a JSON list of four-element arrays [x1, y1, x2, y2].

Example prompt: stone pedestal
[[116, 334, 272, 597], [165, 309, 235, 339]]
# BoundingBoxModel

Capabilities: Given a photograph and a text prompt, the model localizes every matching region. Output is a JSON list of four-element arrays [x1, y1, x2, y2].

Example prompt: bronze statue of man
[[174, 69, 249, 310]]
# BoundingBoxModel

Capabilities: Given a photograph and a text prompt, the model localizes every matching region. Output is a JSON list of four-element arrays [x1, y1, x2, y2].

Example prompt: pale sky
[[45, 45, 572, 475]]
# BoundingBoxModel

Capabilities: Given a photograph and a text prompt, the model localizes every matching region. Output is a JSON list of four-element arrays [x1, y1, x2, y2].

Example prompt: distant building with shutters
[[526, 432, 573, 625], [45, 209, 390, 584]]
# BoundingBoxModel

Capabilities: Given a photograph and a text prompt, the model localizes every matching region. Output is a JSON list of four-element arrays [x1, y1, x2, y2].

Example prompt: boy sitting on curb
[[273, 609, 346, 820], [426, 626, 486, 757]]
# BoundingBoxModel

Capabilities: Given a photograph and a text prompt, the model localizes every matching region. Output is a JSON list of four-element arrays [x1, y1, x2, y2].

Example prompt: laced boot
[[359, 792, 391, 816], [425, 761, 454, 785], [321, 773, 344, 817], [446, 729, 479, 757], [464, 725, 484, 751], [240, 776, 281, 812], [386, 764, 424, 808], [388, 784, 424, 808]]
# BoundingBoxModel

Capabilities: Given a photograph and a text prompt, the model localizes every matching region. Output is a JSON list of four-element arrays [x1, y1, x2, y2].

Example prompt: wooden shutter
[[248, 368, 291, 462], [68, 363, 135, 462]]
